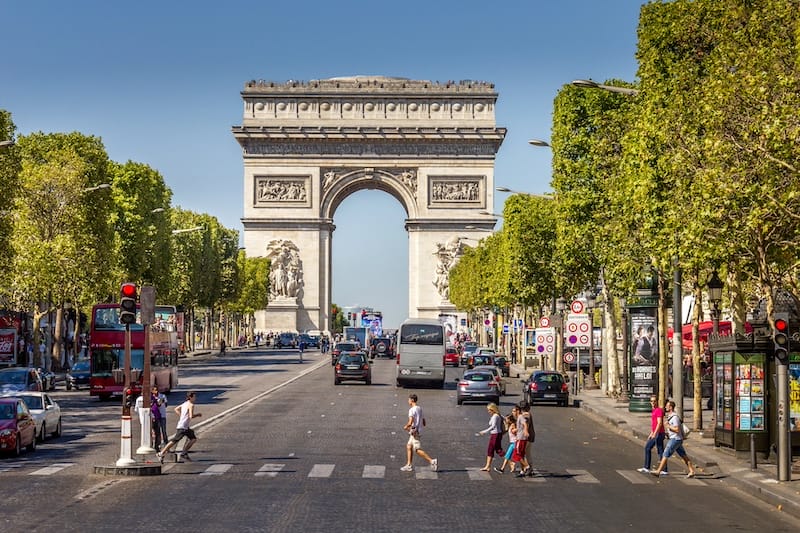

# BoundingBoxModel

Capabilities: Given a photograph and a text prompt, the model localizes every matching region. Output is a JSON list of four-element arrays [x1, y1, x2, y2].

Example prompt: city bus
[[88, 303, 181, 400]]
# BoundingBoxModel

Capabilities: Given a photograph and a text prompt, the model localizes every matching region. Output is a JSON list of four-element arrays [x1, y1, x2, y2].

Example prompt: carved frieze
[[255, 176, 311, 207], [428, 176, 485, 208], [320, 167, 418, 197], [243, 140, 499, 157]]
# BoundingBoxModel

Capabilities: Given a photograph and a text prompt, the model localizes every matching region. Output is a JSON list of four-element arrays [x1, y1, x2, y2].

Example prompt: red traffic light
[[121, 283, 137, 298], [775, 318, 788, 332]]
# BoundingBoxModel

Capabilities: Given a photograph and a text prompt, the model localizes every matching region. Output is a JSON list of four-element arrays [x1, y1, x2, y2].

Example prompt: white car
[[15, 392, 62, 442], [472, 365, 506, 396]]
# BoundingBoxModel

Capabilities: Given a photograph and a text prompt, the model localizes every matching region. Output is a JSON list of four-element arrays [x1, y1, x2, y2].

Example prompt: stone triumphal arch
[[232, 76, 506, 333]]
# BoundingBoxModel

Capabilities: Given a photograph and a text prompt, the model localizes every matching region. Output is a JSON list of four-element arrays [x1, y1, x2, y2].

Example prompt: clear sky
[[2, 1, 642, 330]]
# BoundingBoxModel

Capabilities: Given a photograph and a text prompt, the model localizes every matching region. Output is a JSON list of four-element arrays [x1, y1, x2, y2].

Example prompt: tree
[[0, 111, 21, 281]]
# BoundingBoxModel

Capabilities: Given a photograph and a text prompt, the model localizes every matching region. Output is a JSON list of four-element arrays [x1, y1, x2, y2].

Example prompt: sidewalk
[[511, 364, 800, 520]]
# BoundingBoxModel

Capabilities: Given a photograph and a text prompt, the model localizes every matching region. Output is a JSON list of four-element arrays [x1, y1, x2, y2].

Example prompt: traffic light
[[347, 312, 352, 321], [123, 387, 133, 408], [773, 313, 789, 363], [120, 283, 137, 325]]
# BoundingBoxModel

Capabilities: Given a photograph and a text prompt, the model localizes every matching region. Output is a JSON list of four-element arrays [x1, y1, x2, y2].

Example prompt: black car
[[66, 360, 91, 391], [370, 337, 394, 358], [521, 371, 569, 407], [334, 352, 372, 385], [331, 341, 359, 365], [494, 355, 510, 377]]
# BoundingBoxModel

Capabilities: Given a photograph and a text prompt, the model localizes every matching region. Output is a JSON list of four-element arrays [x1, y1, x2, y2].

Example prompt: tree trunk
[[692, 282, 703, 430]]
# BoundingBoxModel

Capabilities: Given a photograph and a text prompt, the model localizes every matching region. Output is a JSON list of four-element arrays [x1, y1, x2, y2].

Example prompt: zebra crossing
[[0, 460, 711, 485]]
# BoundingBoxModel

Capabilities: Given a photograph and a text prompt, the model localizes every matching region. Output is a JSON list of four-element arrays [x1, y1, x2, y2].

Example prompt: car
[[14, 392, 62, 442], [494, 355, 510, 377], [454, 370, 500, 405], [275, 332, 297, 349], [370, 337, 395, 358], [0, 367, 43, 394], [460, 342, 479, 365], [467, 352, 495, 369], [331, 341, 360, 365], [334, 352, 372, 385], [444, 346, 460, 367], [521, 371, 570, 407], [66, 360, 91, 390], [472, 365, 507, 395], [36, 368, 57, 391], [0, 396, 37, 456], [298, 334, 319, 348]]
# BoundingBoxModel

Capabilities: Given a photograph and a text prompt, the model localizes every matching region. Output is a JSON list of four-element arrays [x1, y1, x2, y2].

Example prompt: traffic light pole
[[116, 324, 135, 466], [777, 361, 791, 481]]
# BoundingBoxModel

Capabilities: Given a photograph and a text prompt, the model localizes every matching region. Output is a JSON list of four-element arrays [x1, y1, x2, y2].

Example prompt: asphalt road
[[1, 348, 799, 532]]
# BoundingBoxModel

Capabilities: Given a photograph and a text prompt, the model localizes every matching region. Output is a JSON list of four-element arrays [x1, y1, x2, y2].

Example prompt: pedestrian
[[512, 403, 532, 478], [401, 393, 438, 472], [219, 338, 226, 355], [638, 395, 668, 475], [298, 339, 306, 363], [150, 385, 168, 451], [158, 391, 202, 463], [476, 402, 504, 471], [651, 400, 696, 478], [494, 413, 518, 474], [519, 402, 535, 476], [511, 343, 518, 365]]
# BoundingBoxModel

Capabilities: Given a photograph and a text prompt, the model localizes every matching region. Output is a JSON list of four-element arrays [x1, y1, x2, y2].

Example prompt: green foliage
[[0, 111, 20, 277]]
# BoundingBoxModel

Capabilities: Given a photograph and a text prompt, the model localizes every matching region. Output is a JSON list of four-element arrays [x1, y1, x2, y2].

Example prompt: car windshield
[[336, 343, 357, 351], [72, 361, 90, 372], [0, 403, 15, 419], [21, 395, 43, 410], [339, 355, 364, 365], [465, 373, 492, 382], [400, 324, 444, 345], [535, 374, 564, 384], [0, 370, 26, 385]]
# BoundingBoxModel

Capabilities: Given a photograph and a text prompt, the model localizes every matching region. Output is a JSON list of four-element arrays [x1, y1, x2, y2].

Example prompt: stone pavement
[[511, 364, 800, 520]]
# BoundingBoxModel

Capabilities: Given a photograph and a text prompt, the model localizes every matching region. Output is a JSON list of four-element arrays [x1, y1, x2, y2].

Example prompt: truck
[[343, 326, 371, 351]]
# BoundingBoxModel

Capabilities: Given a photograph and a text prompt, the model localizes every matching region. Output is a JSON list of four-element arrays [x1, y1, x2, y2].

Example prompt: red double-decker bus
[[89, 303, 181, 399]]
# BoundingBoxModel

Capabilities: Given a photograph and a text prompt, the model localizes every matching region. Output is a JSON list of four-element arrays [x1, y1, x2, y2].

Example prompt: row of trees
[[0, 112, 271, 366], [450, 0, 800, 426]]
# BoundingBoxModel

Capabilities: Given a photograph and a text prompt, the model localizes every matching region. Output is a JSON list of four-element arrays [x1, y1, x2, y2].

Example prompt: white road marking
[[308, 464, 335, 477], [617, 470, 654, 484], [414, 469, 437, 480], [466, 467, 492, 481], [567, 469, 600, 483], [200, 464, 233, 476], [255, 463, 286, 477], [362, 465, 385, 478], [29, 463, 75, 476]]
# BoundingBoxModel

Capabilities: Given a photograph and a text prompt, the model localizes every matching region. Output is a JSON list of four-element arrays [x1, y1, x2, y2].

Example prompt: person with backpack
[[475, 402, 504, 471], [651, 400, 696, 478]]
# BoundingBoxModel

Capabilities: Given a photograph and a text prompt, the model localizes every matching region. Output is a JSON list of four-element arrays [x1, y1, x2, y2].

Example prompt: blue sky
[[2, 1, 642, 330]]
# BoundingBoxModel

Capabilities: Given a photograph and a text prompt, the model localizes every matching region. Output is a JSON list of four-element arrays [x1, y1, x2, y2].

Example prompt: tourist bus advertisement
[[89, 303, 180, 400]]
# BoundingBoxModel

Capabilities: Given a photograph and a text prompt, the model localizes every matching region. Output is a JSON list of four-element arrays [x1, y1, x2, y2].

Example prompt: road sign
[[535, 327, 555, 355], [503, 324, 510, 334], [570, 300, 585, 314], [539, 316, 551, 327], [565, 314, 591, 347], [563, 352, 575, 363]]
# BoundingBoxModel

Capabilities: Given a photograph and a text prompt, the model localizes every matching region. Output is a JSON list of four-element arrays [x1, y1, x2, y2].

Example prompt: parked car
[[66, 360, 91, 390], [334, 352, 372, 385], [0, 367, 43, 394], [460, 342, 479, 366], [494, 355, 510, 377], [275, 332, 297, 349], [472, 365, 507, 395], [468, 352, 496, 369], [298, 334, 319, 348], [370, 337, 395, 358], [15, 392, 62, 442], [36, 368, 56, 391], [331, 341, 359, 365], [522, 371, 570, 407], [444, 346, 460, 367], [455, 370, 500, 405], [0, 396, 37, 456]]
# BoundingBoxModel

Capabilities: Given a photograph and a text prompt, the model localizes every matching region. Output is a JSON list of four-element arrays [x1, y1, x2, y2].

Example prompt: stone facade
[[232, 76, 505, 332]]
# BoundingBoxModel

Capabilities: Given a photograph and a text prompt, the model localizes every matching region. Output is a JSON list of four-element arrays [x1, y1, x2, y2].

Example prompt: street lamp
[[571, 79, 640, 96], [528, 139, 550, 147], [555, 297, 567, 372], [0, 140, 14, 148], [707, 270, 724, 335], [585, 292, 599, 389], [151, 207, 166, 214], [82, 183, 111, 193], [172, 226, 203, 235], [495, 186, 555, 200]]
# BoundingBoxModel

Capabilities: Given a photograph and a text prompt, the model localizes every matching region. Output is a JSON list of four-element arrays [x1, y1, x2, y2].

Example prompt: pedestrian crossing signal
[[773, 314, 789, 363], [120, 283, 137, 325]]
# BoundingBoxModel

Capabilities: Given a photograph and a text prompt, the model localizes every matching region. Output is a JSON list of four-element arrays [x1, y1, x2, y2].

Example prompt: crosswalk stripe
[[29, 463, 75, 476], [308, 464, 335, 478], [680, 476, 706, 486], [414, 469, 437, 480], [466, 467, 492, 481], [200, 464, 233, 476], [617, 470, 655, 484], [255, 463, 285, 477], [524, 468, 546, 482], [567, 469, 600, 483], [362, 465, 385, 478]]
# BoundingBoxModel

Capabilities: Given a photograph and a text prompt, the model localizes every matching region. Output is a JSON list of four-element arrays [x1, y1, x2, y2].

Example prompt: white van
[[396, 318, 446, 389]]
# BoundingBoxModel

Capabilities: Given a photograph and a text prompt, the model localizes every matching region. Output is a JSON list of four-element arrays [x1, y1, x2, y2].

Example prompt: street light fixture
[[151, 207, 165, 214], [496, 186, 555, 200], [0, 140, 14, 148], [571, 79, 640, 96], [528, 139, 550, 147], [708, 270, 724, 335], [82, 183, 111, 193], [171, 226, 204, 235]]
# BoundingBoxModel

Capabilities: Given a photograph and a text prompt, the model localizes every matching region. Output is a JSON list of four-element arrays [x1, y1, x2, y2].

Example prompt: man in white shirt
[[157, 392, 202, 463], [401, 394, 438, 472]]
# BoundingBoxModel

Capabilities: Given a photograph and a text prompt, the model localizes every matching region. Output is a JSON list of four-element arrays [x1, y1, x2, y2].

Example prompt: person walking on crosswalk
[[401, 394, 438, 472], [158, 392, 202, 463], [651, 400, 696, 478]]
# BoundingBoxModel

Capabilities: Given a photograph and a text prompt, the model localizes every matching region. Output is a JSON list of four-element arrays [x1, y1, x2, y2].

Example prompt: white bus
[[396, 318, 446, 389]]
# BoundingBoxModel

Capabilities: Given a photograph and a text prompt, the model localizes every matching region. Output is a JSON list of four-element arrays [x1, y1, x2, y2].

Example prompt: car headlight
[[0, 429, 12, 437]]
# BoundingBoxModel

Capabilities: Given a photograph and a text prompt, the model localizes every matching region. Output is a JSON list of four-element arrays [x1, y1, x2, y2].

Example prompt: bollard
[[750, 432, 757, 471]]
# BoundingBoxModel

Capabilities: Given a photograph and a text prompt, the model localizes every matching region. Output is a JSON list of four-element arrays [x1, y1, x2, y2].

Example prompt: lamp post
[[619, 297, 630, 402], [555, 297, 567, 372], [585, 292, 599, 389], [571, 79, 640, 96], [707, 270, 724, 335]]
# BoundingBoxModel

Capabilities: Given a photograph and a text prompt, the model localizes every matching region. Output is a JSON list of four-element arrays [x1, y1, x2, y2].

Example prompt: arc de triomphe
[[232, 76, 505, 333]]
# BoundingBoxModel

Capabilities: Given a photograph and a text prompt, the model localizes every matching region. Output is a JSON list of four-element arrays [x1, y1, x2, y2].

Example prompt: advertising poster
[[629, 309, 659, 403], [0, 329, 17, 365], [790, 361, 800, 432]]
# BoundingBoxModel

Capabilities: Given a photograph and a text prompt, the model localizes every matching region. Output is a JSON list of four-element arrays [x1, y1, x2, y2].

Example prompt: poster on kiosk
[[629, 308, 659, 412]]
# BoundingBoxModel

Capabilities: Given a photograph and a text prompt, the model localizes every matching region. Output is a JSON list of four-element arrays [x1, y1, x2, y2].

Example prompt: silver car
[[15, 391, 62, 441], [455, 370, 500, 406], [472, 365, 507, 396]]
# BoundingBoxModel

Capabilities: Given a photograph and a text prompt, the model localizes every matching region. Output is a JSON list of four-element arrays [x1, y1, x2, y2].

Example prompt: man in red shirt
[[638, 396, 668, 475]]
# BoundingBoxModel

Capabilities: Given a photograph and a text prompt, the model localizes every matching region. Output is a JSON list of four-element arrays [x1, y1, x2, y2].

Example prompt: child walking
[[494, 413, 518, 474]]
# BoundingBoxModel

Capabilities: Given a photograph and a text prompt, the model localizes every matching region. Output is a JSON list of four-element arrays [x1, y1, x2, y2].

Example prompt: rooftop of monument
[[243, 77, 496, 94]]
